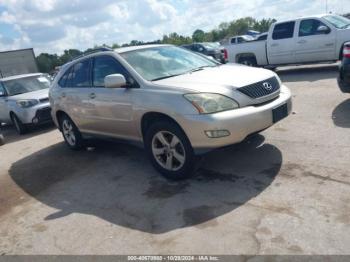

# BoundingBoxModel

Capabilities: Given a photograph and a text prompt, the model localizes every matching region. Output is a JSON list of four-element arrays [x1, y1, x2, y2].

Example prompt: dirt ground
[[0, 64, 349, 255]]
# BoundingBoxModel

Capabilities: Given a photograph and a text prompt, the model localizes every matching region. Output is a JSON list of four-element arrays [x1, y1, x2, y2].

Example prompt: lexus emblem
[[262, 82, 273, 91]]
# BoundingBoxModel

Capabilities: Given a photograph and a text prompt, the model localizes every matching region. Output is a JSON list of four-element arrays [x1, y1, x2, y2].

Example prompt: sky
[[0, 0, 349, 55]]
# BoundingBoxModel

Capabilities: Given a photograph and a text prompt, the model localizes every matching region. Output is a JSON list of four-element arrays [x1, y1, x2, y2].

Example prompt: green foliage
[[192, 29, 205, 42]]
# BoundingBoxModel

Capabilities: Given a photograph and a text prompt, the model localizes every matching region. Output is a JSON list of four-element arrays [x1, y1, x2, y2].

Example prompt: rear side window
[[92, 56, 130, 87], [230, 38, 236, 44], [58, 66, 72, 87], [299, 19, 330, 37], [58, 59, 91, 88], [72, 59, 91, 87], [272, 21, 295, 40]]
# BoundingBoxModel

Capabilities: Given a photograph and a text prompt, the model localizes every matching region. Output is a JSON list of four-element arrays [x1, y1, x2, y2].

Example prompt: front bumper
[[178, 85, 292, 150], [15, 102, 52, 125], [339, 61, 350, 93]]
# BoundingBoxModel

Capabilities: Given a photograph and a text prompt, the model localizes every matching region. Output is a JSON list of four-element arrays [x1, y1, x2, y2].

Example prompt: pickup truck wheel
[[11, 113, 27, 135], [59, 115, 84, 150], [145, 121, 195, 180], [238, 57, 257, 67]]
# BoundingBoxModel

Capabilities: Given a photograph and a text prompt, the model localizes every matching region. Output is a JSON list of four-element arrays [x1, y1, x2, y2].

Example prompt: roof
[[115, 44, 171, 53], [0, 73, 43, 82], [275, 14, 330, 24]]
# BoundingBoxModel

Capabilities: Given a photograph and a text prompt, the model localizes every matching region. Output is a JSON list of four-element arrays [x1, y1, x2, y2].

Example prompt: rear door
[[57, 58, 93, 131], [267, 21, 296, 65], [294, 19, 336, 63]]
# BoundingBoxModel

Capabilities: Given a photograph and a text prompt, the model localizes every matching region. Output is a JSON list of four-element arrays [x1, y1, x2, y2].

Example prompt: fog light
[[205, 130, 230, 138], [32, 117, 39, 124]]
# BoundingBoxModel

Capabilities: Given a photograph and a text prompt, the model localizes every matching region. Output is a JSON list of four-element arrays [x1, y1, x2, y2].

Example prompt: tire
[[59, 114, 84, 150], [11, 113, 27, 135], [145, 121, 195, 180], [238, 56, 257, 67]]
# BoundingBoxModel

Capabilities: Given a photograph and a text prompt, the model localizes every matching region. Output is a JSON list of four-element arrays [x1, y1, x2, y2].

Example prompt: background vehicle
[[255, 33, 268, 41], [0, 48, 38, 78], [220, 35, 255, 45], [181, 43, 226, 63], [225, 14, 350, 67], [0, 73, 52, 134], [338, 42, 350, 93], [50, 45, 292, 180]]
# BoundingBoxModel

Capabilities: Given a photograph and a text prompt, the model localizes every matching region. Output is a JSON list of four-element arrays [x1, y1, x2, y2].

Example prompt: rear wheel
[[238, 56, 257, 67], [59, 115, 84, 150], [11, 113, 27, 135], [145, 121, 195, 180]]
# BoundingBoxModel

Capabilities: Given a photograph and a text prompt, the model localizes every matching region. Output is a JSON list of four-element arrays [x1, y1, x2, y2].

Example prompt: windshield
[[323, 15, 350, 29], [120, 46, 218, 81], [3, 75, 51, 96]]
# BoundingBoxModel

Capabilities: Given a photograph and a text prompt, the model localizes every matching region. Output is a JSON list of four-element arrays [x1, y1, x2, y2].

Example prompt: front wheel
[[11, 113, 27, 135], [145, 121, 195, 180], [59, 115, 84, 150]]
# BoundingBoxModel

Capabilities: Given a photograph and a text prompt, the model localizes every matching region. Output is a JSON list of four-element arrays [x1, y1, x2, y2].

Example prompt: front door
[[294, 19, 336, 63], [88, 55, 136, 139]]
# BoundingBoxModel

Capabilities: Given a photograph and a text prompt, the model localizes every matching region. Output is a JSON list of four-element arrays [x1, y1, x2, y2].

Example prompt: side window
[[58, 66, 72, 87], [72, 59, 91, 87], [299, 19, 330, 37], [237, 37, 243, 43], [92, 56, 131, 87], [231, 38, 236, 44], [0, 82, 6, 96], [272, 21, 295, 40]]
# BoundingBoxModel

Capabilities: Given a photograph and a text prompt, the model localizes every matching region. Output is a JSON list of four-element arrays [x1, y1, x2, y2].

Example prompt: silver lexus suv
[[50, 45, 292, 179]]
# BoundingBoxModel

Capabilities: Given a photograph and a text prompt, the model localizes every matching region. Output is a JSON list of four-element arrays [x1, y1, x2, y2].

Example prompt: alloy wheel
[[151, 131, 186, 171]]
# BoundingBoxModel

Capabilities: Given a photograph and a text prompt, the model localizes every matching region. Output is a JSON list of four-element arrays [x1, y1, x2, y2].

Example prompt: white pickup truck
[[225, 14, 350, 67]]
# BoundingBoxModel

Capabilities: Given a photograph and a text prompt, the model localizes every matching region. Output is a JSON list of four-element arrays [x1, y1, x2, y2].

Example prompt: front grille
[[237, 77, 280, 99], [35, 107, 52, 122]]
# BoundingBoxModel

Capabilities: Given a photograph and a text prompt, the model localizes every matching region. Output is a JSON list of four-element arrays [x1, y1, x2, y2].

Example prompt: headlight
[[184, 93, 239, 114], [16, 99, 39, 108]]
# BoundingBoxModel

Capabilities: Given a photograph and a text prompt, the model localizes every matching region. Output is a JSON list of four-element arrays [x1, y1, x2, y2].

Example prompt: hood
[[8, 88, 49, 101], [153, 64, 276, 93]]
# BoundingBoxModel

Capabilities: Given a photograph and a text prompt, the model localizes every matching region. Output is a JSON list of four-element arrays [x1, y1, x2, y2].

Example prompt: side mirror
[[104, 74, 127, 88], [0, 90, 5, 97], [317, 25, 330, 34]]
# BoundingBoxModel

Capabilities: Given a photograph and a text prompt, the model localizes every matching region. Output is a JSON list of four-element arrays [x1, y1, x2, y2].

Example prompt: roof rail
[[69, 47, 113, 62]]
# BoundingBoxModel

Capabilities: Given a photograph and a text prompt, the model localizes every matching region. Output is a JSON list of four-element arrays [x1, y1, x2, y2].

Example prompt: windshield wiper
[[341, 24, 350, 29], [151, 74, 182, 81], [188, 65, 217, 74]]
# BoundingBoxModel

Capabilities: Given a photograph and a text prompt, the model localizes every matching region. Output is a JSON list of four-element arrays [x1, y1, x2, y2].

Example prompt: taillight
[[344, 45, 350, 58], [223, 49, 228, 60]]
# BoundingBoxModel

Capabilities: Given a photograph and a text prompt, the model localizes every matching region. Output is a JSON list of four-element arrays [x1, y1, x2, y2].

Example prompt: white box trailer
[[0, 48, 38, 78]]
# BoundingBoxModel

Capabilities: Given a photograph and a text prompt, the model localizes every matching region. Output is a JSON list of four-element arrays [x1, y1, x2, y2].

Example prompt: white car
[[225, 14, 350, 67], [0, 73, 52, 134]]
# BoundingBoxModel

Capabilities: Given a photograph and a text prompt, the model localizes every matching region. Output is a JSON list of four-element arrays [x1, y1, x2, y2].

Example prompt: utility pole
[[326, 0, 328, 13]]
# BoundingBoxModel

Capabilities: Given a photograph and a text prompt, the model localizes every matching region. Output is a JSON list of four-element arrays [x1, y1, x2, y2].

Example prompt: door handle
[[89, 93, 96, 99], [297, 40, 307, 44], [271, 43, 279, 47]]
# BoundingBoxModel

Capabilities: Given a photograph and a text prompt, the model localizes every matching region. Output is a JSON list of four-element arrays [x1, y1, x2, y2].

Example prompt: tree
[[36, 53, 60, 73], [192, 29, 205, 42]]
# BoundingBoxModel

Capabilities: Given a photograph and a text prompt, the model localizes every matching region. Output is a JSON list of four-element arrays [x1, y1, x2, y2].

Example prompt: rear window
[[272, 21, 295, 40]]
